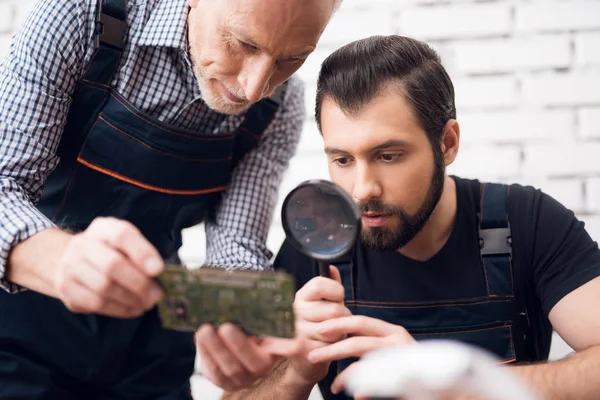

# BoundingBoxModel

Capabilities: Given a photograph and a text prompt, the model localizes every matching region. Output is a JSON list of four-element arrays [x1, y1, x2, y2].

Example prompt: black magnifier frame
[[281, 179, 361, 278]]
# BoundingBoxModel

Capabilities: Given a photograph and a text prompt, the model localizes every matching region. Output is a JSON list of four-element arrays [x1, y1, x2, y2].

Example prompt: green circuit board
[[156, 265, 296, 338]]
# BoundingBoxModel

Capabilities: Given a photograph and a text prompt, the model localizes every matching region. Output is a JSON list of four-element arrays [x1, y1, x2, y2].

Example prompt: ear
[[441, 119, 460, 167]]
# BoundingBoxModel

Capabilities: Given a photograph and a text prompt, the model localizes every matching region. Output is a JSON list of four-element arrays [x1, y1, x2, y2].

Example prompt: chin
[[193, 72, 249, 115], [198, 86, 249, 115]]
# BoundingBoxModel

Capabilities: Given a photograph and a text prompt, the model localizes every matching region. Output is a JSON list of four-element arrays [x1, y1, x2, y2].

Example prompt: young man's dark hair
[[315, 35, 456, 150]]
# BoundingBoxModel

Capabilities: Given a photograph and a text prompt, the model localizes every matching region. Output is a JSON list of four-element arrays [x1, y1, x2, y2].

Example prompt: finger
[[294, 300, 351, 322], [329, 265, 342, 284], [218, 324, 275, 376], [330, 361, 360, 395], [259, 336, 300, 357], [297, 320, 345, 344], [297, 321, 345, 343], [83, 240, 162, 309], [296, 276, 345, 302], [76, 261, 142, 310], [61, 278, 139, 318], [196, 333, 238, 392], [196, 324, 252, 388], [317, 315, 397, 337], [88, 217, 163, 276], [307, 336, 385, 364]]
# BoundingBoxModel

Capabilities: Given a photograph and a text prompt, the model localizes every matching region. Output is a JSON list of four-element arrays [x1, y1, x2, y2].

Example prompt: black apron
[[324, 182, 540, 399]]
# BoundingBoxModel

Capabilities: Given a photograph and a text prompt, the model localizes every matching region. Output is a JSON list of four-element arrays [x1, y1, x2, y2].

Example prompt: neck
[[397, 175, 457, 261]]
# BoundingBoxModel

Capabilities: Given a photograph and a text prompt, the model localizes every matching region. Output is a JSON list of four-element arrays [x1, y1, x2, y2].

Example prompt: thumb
[[329, 265, 342, 284], [260, 337, 300, 357]]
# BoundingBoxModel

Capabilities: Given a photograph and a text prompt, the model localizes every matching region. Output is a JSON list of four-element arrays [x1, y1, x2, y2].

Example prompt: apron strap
[[478, 183, 514, 297], [83, 0, 127, 85]]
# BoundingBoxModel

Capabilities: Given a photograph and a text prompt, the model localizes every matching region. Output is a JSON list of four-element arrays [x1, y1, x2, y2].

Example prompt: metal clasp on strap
[[479, 227, 512, 256], [94, 3, 127, 49]]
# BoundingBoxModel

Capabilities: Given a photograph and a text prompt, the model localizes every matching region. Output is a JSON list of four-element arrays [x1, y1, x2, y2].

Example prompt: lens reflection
[[284, 182, 358, 257]]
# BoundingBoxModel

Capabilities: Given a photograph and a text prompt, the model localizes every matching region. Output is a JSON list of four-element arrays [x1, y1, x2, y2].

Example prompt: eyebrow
[[325, 139, 411, 156], [228, 27, 314, 60]]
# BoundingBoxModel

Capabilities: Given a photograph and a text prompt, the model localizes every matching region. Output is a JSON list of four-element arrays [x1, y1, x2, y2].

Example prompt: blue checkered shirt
[[0, 0, 305, 292]]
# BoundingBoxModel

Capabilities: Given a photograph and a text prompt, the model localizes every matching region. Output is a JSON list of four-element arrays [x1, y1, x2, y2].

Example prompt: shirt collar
[[133, 0, 189, 49]]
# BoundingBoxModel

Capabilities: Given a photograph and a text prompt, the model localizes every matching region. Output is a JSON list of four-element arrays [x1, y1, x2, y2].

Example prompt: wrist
[[281, 361, 320, 398], [7, 228, 72, 295]]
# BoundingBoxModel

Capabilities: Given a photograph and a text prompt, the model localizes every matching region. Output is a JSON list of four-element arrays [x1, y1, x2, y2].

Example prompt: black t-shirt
[[273, 176, 600, 400]]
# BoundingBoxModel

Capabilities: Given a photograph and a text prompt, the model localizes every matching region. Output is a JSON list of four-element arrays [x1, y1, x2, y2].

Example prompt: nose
[[352, 164, 382, 204], [238, 55, 275, 103]]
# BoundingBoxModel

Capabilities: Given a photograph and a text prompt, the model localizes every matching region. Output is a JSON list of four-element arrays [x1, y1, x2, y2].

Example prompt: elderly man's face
[[187, 0, 335, 114]]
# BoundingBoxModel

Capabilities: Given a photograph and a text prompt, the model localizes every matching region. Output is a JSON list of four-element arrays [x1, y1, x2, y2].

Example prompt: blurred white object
[[344, 340, 542, 400]]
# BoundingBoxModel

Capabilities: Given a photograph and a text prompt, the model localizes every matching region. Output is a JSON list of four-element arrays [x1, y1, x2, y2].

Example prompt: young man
[[0, 0, 340, 397], [223, 35, 600, 400]]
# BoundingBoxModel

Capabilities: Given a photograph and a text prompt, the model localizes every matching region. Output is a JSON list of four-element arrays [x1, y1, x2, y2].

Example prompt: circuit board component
[[156, 265, 296, 338]]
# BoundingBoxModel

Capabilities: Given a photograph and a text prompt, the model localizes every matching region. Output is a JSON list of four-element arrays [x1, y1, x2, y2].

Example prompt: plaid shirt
[[0, 0, 305, 292]]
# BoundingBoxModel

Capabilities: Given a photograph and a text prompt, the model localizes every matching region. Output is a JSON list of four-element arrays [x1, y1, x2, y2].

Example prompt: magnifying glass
[[281, 180, 361, 278]]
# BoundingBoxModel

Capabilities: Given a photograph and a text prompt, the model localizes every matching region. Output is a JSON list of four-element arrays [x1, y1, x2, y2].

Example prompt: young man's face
[[320, 87, 446, 251], [187, 0, 334, 115]]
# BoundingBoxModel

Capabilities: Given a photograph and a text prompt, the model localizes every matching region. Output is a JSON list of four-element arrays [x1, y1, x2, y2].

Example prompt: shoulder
[[452, 175, 542, 216], [282, 75, 305, 107], [274, 75, 306, 126]]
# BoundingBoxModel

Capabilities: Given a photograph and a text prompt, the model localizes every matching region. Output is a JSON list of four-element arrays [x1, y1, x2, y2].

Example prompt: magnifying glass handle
[[319, 261, 331, 278]]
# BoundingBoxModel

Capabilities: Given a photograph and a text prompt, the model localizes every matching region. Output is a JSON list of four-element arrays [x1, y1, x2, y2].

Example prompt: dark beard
[[359, 148, 446, 252]]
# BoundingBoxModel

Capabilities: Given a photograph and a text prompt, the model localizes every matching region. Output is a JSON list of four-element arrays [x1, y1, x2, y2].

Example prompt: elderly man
[[0, 0, 339, 398]]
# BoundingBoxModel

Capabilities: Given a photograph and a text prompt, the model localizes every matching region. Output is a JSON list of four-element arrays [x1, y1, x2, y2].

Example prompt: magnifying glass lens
[[282, 180, 361, 278]]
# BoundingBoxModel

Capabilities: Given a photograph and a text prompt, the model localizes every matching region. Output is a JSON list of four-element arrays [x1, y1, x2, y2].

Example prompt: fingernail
[[145, 258, 163, 275]]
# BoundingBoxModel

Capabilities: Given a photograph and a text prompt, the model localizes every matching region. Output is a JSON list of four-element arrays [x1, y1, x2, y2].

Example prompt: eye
[[378, 153, 402, 162], [332, 157, 352, 167], [285, 57, 305, 64], [239, 40, 258, 51]]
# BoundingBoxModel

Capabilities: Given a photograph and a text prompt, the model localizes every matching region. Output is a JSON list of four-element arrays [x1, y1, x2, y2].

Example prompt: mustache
[[221, 81, 247, 100], [357, 200, 403, 214]]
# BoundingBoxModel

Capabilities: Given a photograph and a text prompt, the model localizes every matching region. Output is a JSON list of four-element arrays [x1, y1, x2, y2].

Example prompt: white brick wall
[[399, 3, 513, 40], [0, 3, 13, 33], [452, 36, 572, 74], [3, 0, 600, 398], [575, 33, 600, 67], [522, 72, 600, 106], [580, 107, 600, 138], [516, 2, 600, 32]]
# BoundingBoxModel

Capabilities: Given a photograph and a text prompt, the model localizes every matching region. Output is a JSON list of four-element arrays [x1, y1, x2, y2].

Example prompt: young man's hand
[[305, 316, 416, 395], [283, 265, 352, 387]]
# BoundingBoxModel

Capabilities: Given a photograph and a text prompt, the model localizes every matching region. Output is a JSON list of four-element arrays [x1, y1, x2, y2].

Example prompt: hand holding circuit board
[[156, 180, 360, 339]]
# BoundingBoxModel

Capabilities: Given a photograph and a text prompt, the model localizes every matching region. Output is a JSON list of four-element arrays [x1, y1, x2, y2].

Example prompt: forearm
[[513, 345, 600, 400], [7, 227, 71, 296], [222, 360, 315, 400]]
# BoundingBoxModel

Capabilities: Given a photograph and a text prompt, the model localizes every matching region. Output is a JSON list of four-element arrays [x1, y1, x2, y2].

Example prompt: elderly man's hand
[[194, 265, 350, 392], [195, 323, 296, 391]]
